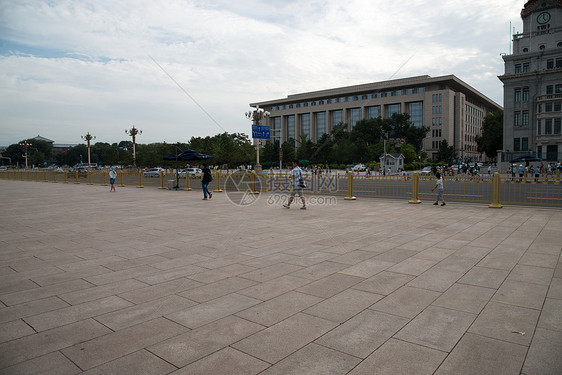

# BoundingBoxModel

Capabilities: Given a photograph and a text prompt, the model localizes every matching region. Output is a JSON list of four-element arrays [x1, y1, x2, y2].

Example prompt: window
[[538, 120, 542, 135], [555, 102, 561, 111], [555, 118, 561, 134], [331, 110, 343, 125], [406, 88, 414, 94], [523, 63, 530, 72], [556, 85, 562, 94], [367, 106, 381, 119], [514, 111, 522, 126], [547, 85, 554, 95], [272, 117, 281, 143], [300, 113, 310, 140], [287, 115, 295, 140], [523, 88, 529, 101], [408, 102, 423, 128], [547, 59, 554, 69], [522, 110, 529, 126], [546, 103, 553, 112], [387, 104, 401, 118], [386, 91, 393, 97], [315, 112, 326, 140], [395, 90, 403, 96], [545, 119, 552, 134], [515, 64, 521, 73], [349, 108, 361, 130], [515, 88, 521, 102], [547, 145, 558, 161], [522, 137, 528, 151], [514, 137, 521, 151], [416, 87, 426, 93]]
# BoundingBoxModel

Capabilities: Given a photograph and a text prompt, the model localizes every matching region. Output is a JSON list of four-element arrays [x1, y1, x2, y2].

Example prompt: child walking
[[432, 172, 446, 206]]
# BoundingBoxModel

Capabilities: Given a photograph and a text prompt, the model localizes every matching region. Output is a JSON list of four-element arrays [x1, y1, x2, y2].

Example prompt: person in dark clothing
[[201, 164, 213, 200]]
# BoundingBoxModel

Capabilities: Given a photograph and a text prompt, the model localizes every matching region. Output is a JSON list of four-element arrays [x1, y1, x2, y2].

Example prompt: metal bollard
[[489, 172, 503, 208], [102, 171, 108, 186], [74, 170, 80, 184], [87, 170, 93, 185], [214, 170, 223, 192], [137, 170, 144, 188], [43, 170, 48, 182], [344, 172, 356, 200], [250, 171, 259, 194], [556, 169, 560, 186], [119, 171, 125, 187], [53, 170, 57, 183], [64, 170, 68, 183], [35, 171, 39, 182], [158, 171, 166, 189], [408, 172, 421, 204], [184, 171, 192, 191]]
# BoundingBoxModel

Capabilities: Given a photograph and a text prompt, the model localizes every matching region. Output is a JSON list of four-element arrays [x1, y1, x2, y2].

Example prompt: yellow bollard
[[158, 171, 166, 189], [344, 172, 356, 200], [43, 170, 48, 182], [119, 171, 125, 187], [137, 170, 144, 188], [250, 171, 259, 194], [74, 170, 80, 184], [555, 169, 560, 186], [87, 170, 93, 185], [184, 171, 192, 191], [64, 170, 68, 184], [408, 172, 421, 204], [102, 171, 108, 186], [53, 170, 57, 183], [35, 171, 39, 182], [489, 172, 503, 208], [213, 170, 223, 192]]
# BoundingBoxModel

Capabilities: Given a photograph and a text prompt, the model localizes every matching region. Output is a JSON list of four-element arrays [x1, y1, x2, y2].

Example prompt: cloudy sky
[[0, 0, 524, 147]]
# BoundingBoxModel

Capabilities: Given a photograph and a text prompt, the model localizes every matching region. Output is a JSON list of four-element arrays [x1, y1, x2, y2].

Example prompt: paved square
[[0, 180, 561, 374]]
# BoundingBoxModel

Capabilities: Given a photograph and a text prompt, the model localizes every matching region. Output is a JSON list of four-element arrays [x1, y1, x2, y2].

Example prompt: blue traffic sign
[[252, 125, 270, 139]]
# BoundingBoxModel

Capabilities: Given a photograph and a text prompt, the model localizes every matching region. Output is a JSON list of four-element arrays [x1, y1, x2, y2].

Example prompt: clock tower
[[499, 0, 562, 165]]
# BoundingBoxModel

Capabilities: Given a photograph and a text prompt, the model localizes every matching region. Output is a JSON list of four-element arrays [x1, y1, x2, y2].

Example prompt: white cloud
[[0, 0, 523, 146]]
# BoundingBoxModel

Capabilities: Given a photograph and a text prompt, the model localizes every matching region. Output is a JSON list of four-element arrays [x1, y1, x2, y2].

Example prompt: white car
[[352, 164, 367, 172], [179, 168, 202, 177], [143, 167, 165, 177]]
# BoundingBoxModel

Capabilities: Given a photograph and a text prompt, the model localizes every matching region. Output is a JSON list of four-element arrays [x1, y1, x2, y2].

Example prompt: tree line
[[1, 111, 502, 169]]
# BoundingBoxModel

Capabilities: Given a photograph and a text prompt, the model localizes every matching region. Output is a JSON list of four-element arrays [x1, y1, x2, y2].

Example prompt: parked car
[[352, 164, 367, 172], [420, 166, 432, 176], [179, 168, 202, 177], [143, 167, 165, 177]]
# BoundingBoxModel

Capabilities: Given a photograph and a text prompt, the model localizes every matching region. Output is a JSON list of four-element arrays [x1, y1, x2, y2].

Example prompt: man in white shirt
[[283, 160, 307, 210]]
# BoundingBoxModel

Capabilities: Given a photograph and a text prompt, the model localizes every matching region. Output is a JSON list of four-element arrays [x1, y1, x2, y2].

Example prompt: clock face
[[537, 12, 550, 24]]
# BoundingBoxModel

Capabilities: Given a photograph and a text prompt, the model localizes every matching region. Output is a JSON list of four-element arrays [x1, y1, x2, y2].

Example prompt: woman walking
[[201, 164, 213, 200]]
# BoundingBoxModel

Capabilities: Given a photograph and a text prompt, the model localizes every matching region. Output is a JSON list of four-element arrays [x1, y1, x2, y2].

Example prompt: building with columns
[[250, 75, 501, 161], [499, 0, 562, 163]]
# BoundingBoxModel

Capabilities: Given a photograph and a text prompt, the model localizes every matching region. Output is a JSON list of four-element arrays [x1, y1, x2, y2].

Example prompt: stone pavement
[[0, 179, 561, 375]]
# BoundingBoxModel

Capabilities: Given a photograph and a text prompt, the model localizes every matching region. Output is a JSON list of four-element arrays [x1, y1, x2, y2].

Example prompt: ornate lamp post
[[125, 126, 142, 167], [81, 132, 96, 167], [19, 141, 32, 169], [245, 106, 270, 172]]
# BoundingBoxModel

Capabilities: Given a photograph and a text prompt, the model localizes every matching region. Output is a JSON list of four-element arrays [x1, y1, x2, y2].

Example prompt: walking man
[[201, 164, 213, 200], [432, 172, 446, 206], [283, 159, 306, 210]]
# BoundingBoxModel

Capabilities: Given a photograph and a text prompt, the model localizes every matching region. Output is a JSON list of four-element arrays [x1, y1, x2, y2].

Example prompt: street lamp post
[[245, 106, 270, 173], [19, 141, 32, 169], [81, 132, 96, 168], [125, 126, 142, 167]]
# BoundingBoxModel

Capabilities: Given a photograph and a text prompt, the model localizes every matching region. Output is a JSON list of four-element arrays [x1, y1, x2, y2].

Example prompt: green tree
[[476, 110, 503, 159], [436, 139, 455, 163]]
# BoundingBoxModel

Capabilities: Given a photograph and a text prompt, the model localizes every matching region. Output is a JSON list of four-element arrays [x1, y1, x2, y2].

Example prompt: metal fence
[[1, 169, 561, 208]]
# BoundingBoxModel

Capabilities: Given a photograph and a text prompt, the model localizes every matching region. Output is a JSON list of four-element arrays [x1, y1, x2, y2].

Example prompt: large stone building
[[250, 75, 501, 161], [499, 0, 562, 163]]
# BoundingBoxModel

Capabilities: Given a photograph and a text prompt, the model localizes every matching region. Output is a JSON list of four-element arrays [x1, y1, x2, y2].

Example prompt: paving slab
[[1, 180, 561, 374]]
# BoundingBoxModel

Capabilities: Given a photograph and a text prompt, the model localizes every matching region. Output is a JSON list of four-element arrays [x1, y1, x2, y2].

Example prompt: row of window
[[269, 87, 426, 111], [537, 102, 562, 113], [513, 137, 529, 152], [432, 106, 442, 114], [514, 110, 530, 126], [432, 94, 442, 103], [432, 129, 442, 138], [538, 118, 562, 135], [432, 117, 442, 126], [514, 87, 530, 102], [271, 103, 424, 141], [546, 58, 562, 69]]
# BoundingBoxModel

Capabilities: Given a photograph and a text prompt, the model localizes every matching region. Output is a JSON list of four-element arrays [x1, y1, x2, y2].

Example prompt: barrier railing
[[1, 169, 561, 208]]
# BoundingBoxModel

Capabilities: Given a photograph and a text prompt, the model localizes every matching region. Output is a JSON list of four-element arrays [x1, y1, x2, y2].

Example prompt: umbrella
[[509, 155, 543, 163], [163, 149, 213, 189]]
